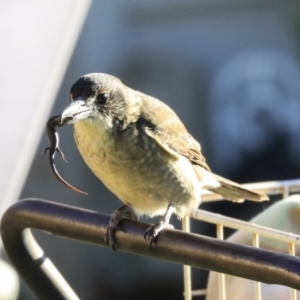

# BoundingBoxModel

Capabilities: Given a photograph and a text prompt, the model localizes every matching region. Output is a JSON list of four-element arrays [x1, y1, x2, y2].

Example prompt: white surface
[[0, 259, 19, 300], [0, 0, 91, 218]]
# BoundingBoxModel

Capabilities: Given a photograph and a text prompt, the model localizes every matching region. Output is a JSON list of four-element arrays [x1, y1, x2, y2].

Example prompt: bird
[[60, 73, 268, 249]]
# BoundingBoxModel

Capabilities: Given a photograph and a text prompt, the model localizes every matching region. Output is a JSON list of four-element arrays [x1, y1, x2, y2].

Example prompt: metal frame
[[182, 179, 300, 300], [1, 184, 300, 299]]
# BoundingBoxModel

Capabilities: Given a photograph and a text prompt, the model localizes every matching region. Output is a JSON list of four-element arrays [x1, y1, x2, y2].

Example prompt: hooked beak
[[61, 99, 92, 125]]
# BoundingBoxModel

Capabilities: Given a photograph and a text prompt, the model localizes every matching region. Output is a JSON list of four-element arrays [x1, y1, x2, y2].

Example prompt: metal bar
[[216, 224, 226, 300], [2, 199, 300, 300], [283, 184, 290, 199], [22, 228, 80, 300], [191, 209, 300, 245], [191, 289, 207, 297], [182, 216, 192, 300], [252, 233, 261, 300], [289, 243, 297, 300]]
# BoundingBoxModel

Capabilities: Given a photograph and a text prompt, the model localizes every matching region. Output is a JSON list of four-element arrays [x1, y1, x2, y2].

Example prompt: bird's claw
[[144, 221, 174, 250], [105, 205, 136, 250], [106, 224, 119, 251]]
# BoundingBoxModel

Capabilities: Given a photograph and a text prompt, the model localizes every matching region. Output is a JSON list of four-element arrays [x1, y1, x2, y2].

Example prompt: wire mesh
[[182, 179, 300, 300]]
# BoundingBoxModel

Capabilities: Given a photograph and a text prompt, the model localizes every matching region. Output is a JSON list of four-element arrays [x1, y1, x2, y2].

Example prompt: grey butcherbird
[[60, 73, 268, 249]]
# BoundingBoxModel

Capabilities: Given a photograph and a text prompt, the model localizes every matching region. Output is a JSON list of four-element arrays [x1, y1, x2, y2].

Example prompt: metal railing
[[1, 180, 300, 299], [182, 179, 300, 300]]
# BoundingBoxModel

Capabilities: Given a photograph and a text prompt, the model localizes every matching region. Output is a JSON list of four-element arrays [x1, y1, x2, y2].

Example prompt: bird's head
[[61, 73, 141, 128]]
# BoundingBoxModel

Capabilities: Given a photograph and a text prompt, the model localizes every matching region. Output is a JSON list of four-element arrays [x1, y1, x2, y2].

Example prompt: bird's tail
[[207, 174, 269, 203]]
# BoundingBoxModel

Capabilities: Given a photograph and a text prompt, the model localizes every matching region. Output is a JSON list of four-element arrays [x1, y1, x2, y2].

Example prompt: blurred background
[[2, 0, 300, 299]]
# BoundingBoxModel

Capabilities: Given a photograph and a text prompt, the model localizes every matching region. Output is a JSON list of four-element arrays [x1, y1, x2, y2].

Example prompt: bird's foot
[[144, 221, 174, 249], [144, 203, 175, 249], [106, 204, 136, 250]]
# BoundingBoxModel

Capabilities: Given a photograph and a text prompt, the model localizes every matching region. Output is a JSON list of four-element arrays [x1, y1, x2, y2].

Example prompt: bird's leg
[[144, 203, 175, 248], [106, 204, 137, 250]]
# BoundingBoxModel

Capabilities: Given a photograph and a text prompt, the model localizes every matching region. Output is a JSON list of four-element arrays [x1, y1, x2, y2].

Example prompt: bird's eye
[[96, 93, 109, 104]]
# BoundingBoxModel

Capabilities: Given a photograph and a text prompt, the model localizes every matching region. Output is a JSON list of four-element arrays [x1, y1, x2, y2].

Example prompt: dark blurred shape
[[208, 50, 300, 181]]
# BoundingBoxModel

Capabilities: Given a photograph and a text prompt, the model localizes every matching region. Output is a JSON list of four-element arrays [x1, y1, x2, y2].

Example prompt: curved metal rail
[[1, 199, 300, 299]]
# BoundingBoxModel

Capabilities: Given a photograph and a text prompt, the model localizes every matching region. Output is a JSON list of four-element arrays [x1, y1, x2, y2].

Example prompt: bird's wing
[[140, 95, 211, 171], [137, 93, 269, 202]]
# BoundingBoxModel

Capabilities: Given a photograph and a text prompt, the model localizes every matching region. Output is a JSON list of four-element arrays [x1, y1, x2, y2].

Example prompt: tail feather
[[207, 174, 269, 203]]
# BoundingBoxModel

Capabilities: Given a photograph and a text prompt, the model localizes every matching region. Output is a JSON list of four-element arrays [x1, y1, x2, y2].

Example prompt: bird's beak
[[61, 99, 92, 125]]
